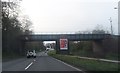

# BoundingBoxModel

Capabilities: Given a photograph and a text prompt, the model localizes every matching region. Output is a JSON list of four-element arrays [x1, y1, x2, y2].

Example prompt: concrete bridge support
[[20, 41, 26, 56], [56, 40, 60, 54], [92, 40, 105, 58]]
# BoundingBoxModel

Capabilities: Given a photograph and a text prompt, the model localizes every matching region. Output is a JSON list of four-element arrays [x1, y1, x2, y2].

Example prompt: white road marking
[[25, 62, 33, 70], [51, 57, 83, 72]]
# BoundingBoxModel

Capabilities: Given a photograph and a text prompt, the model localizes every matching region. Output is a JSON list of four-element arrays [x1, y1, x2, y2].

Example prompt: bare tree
[[92, 24, 109, 34]]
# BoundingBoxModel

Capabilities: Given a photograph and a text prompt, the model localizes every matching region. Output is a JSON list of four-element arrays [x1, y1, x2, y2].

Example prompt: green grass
[[70, 50, 119, 60], [105, 52, 119, 60], [48, 50, 119, 71], [70, 50, 94, 57]]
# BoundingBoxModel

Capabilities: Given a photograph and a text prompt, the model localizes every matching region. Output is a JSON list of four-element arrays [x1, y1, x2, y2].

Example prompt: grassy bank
[[70, 50, 119, 60], [48, 51, 119, 71], [105, 52, 119, 60]]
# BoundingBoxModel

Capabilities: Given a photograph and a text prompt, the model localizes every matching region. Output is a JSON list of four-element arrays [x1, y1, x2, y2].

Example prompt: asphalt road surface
[[2, 52, 83, 72]]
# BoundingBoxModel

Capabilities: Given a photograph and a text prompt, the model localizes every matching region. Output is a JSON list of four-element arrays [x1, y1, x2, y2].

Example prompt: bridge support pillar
[[56, 40, 60, 54], [93, 40, 105, 58], [20, 41, 26, 56]]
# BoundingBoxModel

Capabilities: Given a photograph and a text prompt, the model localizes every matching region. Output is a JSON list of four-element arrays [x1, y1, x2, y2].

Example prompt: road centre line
[[25, 62, 33, 70]]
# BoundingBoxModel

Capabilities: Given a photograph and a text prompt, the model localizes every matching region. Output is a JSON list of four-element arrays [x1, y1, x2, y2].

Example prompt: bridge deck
[[20, 34, 110, 41]]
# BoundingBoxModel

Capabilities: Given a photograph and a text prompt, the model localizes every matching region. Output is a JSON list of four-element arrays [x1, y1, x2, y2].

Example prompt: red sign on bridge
[[60, 39, 68, 50]]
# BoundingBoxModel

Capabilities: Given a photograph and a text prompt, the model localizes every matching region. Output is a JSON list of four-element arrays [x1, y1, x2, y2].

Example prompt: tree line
[[2, 0, 34, 58]]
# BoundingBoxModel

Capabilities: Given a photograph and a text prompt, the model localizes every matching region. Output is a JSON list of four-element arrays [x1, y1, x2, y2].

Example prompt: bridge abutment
[[92, 40, 105, 58], [56, 40, 60, 54], [19, 41, 26, 56]]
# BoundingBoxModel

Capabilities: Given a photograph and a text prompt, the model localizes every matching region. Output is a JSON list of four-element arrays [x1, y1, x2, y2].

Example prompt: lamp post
[[109, 17, 113, 35], [114, 1, 120, 35]]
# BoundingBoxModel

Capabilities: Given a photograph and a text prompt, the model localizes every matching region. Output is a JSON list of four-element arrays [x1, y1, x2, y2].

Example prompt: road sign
[[60, 39, 68, 50]]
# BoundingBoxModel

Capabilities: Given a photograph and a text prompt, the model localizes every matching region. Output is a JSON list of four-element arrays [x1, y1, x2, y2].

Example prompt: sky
[[19, 0, 119, 35]]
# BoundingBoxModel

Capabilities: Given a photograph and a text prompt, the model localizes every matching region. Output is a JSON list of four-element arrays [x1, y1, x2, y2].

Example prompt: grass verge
[[48, 50, 119, 71], [70, 50, 119, 60]]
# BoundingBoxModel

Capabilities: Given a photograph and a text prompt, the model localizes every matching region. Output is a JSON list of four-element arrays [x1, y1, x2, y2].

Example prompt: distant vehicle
[[27, 50, 36, 58], [46, 48, 54, 51]]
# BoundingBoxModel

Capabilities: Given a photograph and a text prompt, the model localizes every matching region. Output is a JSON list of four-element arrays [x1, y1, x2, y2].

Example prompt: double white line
[[25, 59, 36, 70]]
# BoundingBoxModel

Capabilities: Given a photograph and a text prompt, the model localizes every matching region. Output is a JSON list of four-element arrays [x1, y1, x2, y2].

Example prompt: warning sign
[[60, 39, 68, 50]]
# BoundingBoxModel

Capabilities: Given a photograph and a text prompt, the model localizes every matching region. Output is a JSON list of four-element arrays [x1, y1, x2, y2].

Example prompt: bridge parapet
[[20, 34, 111, 41]]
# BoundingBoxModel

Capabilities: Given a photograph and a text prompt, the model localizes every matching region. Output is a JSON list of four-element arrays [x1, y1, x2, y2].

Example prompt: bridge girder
[[20, 34, 110, 41]]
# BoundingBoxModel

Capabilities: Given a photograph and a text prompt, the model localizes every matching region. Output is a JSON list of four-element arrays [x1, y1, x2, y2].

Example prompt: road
[[2, 52, 83, 72]]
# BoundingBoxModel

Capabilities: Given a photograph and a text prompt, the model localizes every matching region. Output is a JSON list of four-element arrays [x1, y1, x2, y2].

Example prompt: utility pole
[[109, 17, 113, 35], [114, 1, 120, 35]]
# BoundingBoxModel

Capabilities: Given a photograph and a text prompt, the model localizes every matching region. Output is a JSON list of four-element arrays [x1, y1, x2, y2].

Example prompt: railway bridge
[[20, 33, 110, 57]]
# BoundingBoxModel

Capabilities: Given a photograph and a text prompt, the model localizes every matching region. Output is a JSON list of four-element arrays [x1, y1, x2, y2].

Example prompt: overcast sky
[[19, 0, 119, 34]]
